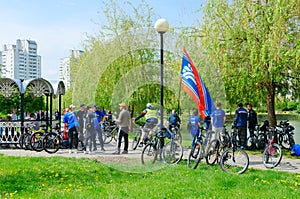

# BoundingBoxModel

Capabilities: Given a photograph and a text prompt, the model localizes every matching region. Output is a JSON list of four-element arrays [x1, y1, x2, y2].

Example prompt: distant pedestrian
[[84, 106, 97, 154], [234, 103, 248, 148], [113, 102, 132, 155], [63, 104, 80, 154], [76, 104, 86, 141], [92, 104, 106, 152], [247, 103, 258, 136]]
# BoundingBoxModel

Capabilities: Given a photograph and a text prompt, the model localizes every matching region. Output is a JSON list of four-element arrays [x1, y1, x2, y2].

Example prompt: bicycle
[[131, 124, 143, 150], [43, 124, 86, 154], [205, 126, 230, 165], [187, 127, 208, 169], [102, 121, 119, 144], [219, 125, 249, 174], [262, 126, 282, 168], [141, 127, 183, 165], [30, 125, 50, 152], [277, 120, 295, 149]]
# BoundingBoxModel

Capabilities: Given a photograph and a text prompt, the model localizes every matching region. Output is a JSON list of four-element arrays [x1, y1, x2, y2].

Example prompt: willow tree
[[200, 0, 300, 126]]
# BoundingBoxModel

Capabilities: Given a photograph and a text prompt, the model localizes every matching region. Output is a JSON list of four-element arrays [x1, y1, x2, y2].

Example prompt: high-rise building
[[1, 39, 41, 79], [59, 49, 84, 89]]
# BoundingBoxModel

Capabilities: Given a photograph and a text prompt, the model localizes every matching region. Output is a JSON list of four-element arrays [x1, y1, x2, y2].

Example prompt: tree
[[200, 0, 300, 126]]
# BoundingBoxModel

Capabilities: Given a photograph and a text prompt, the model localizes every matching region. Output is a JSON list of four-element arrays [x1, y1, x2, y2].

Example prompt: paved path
[[0, 143, 299, 173]]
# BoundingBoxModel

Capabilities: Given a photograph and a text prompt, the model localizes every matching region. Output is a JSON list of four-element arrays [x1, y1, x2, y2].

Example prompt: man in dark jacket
[[234, 103, 248, 148], [247, 103, 258, 136]]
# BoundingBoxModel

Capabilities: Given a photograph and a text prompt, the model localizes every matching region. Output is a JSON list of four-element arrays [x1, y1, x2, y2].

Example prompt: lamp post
[[155, 18, 169, 129]]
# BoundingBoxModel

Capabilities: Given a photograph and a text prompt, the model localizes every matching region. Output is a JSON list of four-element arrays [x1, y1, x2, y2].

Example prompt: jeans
[[95, 128, 104, 149]]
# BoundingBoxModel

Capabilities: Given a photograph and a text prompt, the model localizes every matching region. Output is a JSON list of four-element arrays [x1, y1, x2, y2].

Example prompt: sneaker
[[69, 150, 73, 154], [84, 151, 88, 154], [100, 148, 106, 152], [93, 148, 97, 151], [122, 150, 128, 154], [138, 142, 143, 147], [112, 151, 120, 155]]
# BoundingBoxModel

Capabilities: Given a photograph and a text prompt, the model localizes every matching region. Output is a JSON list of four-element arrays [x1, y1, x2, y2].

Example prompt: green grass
[[0, 154, 299, 199]]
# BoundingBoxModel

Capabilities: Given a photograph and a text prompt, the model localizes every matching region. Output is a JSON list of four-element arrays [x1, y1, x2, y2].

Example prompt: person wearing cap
[[234, 103, 248, 148], [63, 104, 80, 154], [134, 103, 158, 147], [91, 104, 106, 151], [76, 104, 86, 141], [113, 102, 132, 155]]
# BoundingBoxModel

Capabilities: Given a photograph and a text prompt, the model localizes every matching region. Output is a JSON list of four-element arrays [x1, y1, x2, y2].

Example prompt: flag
[[180, 48, 215, 119]]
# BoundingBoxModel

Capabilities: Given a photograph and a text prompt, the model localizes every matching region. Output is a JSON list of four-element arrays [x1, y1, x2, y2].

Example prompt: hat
[[92, 104, 98, 108], [69, 104, 76, 109], [80, 104, 85, 107], [119, 102, 126, 107], [146, 103, 152, 108]]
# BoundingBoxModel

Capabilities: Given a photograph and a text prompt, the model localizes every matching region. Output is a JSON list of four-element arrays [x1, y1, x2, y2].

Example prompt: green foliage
[[199, 0, 300, 124], [0, 155, 299, 198]]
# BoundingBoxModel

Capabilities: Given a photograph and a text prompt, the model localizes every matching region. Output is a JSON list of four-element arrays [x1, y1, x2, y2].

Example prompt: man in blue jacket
[[63, 104, 80, 154], [234, 103, 248, 148]]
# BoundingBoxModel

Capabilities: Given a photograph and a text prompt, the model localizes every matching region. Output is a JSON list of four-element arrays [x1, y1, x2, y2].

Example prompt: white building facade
[[59, 49, 84, 89], [1, 39, 41, 79]]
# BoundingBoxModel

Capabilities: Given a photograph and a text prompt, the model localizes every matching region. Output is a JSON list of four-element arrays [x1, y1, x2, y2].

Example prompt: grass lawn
[[0, 154, 299, 199]]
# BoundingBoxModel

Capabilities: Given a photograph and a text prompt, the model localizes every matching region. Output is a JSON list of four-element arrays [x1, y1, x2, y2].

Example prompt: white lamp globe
[[154, 18, 169, 33]]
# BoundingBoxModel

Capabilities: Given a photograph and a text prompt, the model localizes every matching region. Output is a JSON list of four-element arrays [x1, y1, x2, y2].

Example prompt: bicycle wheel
[[219, 148, 249, 174], [205, 139, 221, 165], [103, 130, 113, 144], [187, 143, 202, 169], [162, 140, 183, 165], [19, 133, 26, 149], [262, 143, 282, 168], [141, 143, 157, 165], [30, 132, 44, 152], [131, 130, 141, 150], [43, 132, 60, 154], [112, 127, 120, 143], [278, 134, 290, 149], [246, 134, 257, 150]]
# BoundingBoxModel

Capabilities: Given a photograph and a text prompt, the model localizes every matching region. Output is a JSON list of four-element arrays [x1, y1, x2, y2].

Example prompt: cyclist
[[168, 109, 181, 129], [211, 102, 226, 141], [188, 109, 201, 147], [134, 103, 158, 147]]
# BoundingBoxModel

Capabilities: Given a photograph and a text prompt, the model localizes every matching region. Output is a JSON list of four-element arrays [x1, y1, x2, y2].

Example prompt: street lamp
[[155, 18, 169, 129]]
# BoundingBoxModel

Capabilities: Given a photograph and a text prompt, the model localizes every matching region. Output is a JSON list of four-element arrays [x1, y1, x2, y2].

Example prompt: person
[[84, 106, 97, 154], [247, 103, 258, 136], [113, 102, 132, 155], [134, 103, 158, 147], [92, 104, 106, 151], [63, 104, 80, 154], [11, 108, 18, 120], [234, 103, 248, 148], [76, 104, 86, 141], [168, 109, 181, 129], [211, 102, 226, 141], [189, 109, 201, 147]]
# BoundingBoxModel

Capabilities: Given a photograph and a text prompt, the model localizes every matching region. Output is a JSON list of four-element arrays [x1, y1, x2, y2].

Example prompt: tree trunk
[[266, 81, 276, 127]]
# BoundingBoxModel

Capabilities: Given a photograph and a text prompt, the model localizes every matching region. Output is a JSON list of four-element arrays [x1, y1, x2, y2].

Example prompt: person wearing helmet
[[134, 103, 158, 147]]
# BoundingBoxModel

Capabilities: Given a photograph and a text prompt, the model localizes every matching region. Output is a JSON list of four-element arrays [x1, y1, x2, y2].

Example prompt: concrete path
[[1, 142, 299, 173]]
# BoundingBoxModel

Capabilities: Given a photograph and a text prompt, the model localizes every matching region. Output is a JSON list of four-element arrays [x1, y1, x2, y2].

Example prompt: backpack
[[291, 144, 300, 156]]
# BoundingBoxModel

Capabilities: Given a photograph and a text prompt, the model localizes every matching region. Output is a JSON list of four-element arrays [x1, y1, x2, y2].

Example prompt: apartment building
[[0, 39, 41, 79], [59, 49, 84, 89]]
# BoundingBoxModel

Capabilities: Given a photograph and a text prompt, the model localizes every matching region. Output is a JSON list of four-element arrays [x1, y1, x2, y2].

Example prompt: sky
[[0, 0, 205, 80]]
